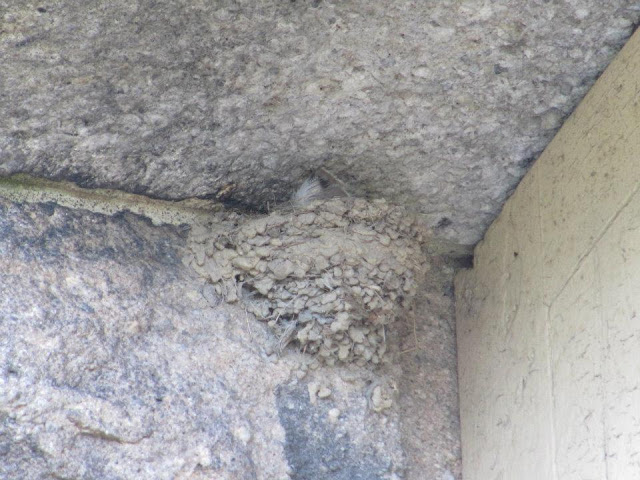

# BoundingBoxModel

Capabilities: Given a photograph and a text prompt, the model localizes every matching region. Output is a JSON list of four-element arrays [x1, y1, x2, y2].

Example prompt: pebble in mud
[[184, 197, 430, 365]]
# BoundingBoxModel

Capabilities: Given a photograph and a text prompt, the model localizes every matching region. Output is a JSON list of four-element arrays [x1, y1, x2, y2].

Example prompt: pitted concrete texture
[[2, 0, 639, 244]]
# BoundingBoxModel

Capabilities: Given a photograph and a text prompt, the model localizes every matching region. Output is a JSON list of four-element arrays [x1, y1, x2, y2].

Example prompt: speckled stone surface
[[0, 200, 291, 479], [2, 0, 638, 244], [0, 198, 459, 479]]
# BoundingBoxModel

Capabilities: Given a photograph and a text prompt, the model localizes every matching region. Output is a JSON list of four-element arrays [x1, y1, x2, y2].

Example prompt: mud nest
[[185, 197, 430, 366]]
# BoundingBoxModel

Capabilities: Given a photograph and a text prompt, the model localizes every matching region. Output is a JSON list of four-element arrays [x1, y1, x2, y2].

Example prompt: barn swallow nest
[[185, 197, 430, 366]]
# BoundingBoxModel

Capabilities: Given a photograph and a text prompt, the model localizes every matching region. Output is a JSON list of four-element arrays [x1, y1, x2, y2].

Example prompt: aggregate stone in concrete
[[2, 1, 639, 244], [0, 197, 459, 479]]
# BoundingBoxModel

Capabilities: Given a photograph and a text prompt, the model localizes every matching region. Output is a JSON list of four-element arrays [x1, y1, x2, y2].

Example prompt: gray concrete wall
[[2, 1, 638, 244], [455, 27, 640, 479]]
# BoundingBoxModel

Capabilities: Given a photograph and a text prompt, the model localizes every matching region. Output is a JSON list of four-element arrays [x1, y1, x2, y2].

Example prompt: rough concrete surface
[[0, 196, 461, 479], [396, 258, 460, 480], [4, 1, 638, 478], [2, 0, 639, 243]]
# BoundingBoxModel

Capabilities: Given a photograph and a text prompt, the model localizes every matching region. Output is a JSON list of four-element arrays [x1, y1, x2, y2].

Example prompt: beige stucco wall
[[455, 27, 640, 479]]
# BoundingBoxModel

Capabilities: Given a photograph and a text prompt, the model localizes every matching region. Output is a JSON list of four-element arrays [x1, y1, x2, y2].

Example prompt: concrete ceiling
[[2, 0, 639, 244]]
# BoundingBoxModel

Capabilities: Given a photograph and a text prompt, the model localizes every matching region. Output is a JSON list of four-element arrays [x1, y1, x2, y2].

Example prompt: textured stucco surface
[[2, 0, 640, 243], [455, 27, 640, 479]]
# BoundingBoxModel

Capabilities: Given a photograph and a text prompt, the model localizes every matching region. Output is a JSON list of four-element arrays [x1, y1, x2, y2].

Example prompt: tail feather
[[291, 177, 327, 207]]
